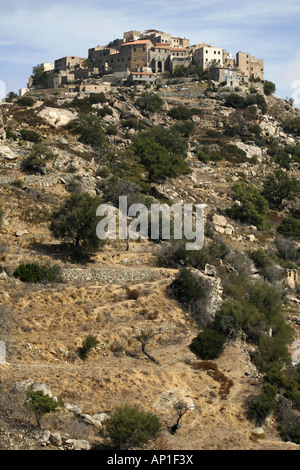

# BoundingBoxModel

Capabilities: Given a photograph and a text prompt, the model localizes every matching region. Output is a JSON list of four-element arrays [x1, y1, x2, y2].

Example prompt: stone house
[[127, 72, 157, 86], [169, 48, 191, 72], [54, 56, 86, 72], [148, 43, 171, 73], [193, 45, 223, 69], [210, 66, 248, 87], [236, 51, 264, 80]]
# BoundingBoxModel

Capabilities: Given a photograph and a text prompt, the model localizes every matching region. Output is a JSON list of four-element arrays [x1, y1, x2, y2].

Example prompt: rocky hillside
[[0, 80, 300, 450]]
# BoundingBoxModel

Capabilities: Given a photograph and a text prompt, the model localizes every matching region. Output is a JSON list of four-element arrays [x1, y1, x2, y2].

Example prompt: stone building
[[169, 47, 191, 73], [210, 66, 248, 87], [54, 56, 86, 72], [193, 45, 223, 69], [236, 51, 264, 80], [127, 72, 157, 86], [148, 43, 171, 73]]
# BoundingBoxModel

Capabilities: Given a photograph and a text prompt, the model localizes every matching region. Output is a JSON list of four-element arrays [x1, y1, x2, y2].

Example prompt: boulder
[[0, 145, 18, 160], [38, 107, 77, 127], [212, 214, 234, 236], [50, 432, 63, 447], [64, 439, 91, 451], [64, 403, 82, 415], [29, 382, 53, 398], [0, 341, 6, 364]]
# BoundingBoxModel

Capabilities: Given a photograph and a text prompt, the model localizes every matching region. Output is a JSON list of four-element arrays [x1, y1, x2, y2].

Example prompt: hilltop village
[[24, 28, 264, 95]]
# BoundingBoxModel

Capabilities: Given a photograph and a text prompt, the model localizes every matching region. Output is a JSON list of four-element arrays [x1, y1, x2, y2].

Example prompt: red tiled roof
[[131, 72, 155, 75], [170, 48, 187, 52], [154, 43, 170, 48], [122, 39, 151, 46]]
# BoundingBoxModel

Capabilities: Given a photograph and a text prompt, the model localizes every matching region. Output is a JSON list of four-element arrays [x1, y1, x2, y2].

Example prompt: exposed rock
[[79, 413, 103, 428], [64, 439, 91, 451], [0, 340, 6, 364], [154, 389, 194, 412], [38, 107, 77, 127], [234, 141, 264, 161], [50, 432, 63, 447], [0, 145, 18, 160], [64, 403, 82, 415], [251, 428, 266, 439], [29, 382, 53, 398], [15, 229, 28, 237], [212, 214, 234, 236]]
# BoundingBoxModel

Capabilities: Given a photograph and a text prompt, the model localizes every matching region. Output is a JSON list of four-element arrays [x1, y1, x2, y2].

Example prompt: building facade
[[236, 51, 264, 80]]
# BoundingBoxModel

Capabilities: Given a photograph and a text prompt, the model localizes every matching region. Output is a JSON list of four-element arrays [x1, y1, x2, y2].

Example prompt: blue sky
[[1, 0, 300, 102]]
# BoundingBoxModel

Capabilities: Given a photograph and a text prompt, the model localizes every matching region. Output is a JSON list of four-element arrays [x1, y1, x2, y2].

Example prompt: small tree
[[226, 181, 270, 230], [135, 92, 164, 113], [67, 115, 107, 150], [170, 400, 190, 434], [189, 328, 225, 360], [49, 193, 106, 256], [26, 390, 59, 427], [264, 80, 276, 96], [105, 406, 162, 449], [32, 64, 51, 89], [262, 169, 300, 209], [80, 335, 100, 358]]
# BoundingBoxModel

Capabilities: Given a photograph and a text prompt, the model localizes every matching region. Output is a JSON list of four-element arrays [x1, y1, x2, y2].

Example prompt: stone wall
[[62, 267, 169, 284]]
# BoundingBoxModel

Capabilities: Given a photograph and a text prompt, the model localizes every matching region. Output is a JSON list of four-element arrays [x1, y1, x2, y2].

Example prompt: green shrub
[[249, 249, 274, 269], [246, 391, 276, 426], [277, 217, 300, 240], [19, 129, 41, 143], [13, 263, 59, 283], [264, 81, 276, 96], [248, 283, 282, 322], [262, 170, 300, 209], [97, 106, 113, 118], [105, 406, 162, 449], [172, 121, 196, 137], [67, 98, 92, 113], [189, 328, 225, 360], [67, 115, 107, 149], [253, 335, 291, 373], [226, 181, 270, 230], [50, 192, 106, 255], [121, 118, 147, 131], [132, 127, 190, 183], [169, 268, 206, 305], [21, 142, 55, 174], [80, 335, 100, 358], [26, 390, 59, 424], [88, 92, 107, 105], [197, 146, 223, 163], [225, 93, 246, 109], [135, 92, 164, 113], [282, 117, 300, 136], [106, 124, 118, 136], [17, 96, 35, 107], [168, 105, 193, 120], [214, 299, 249, 339]]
